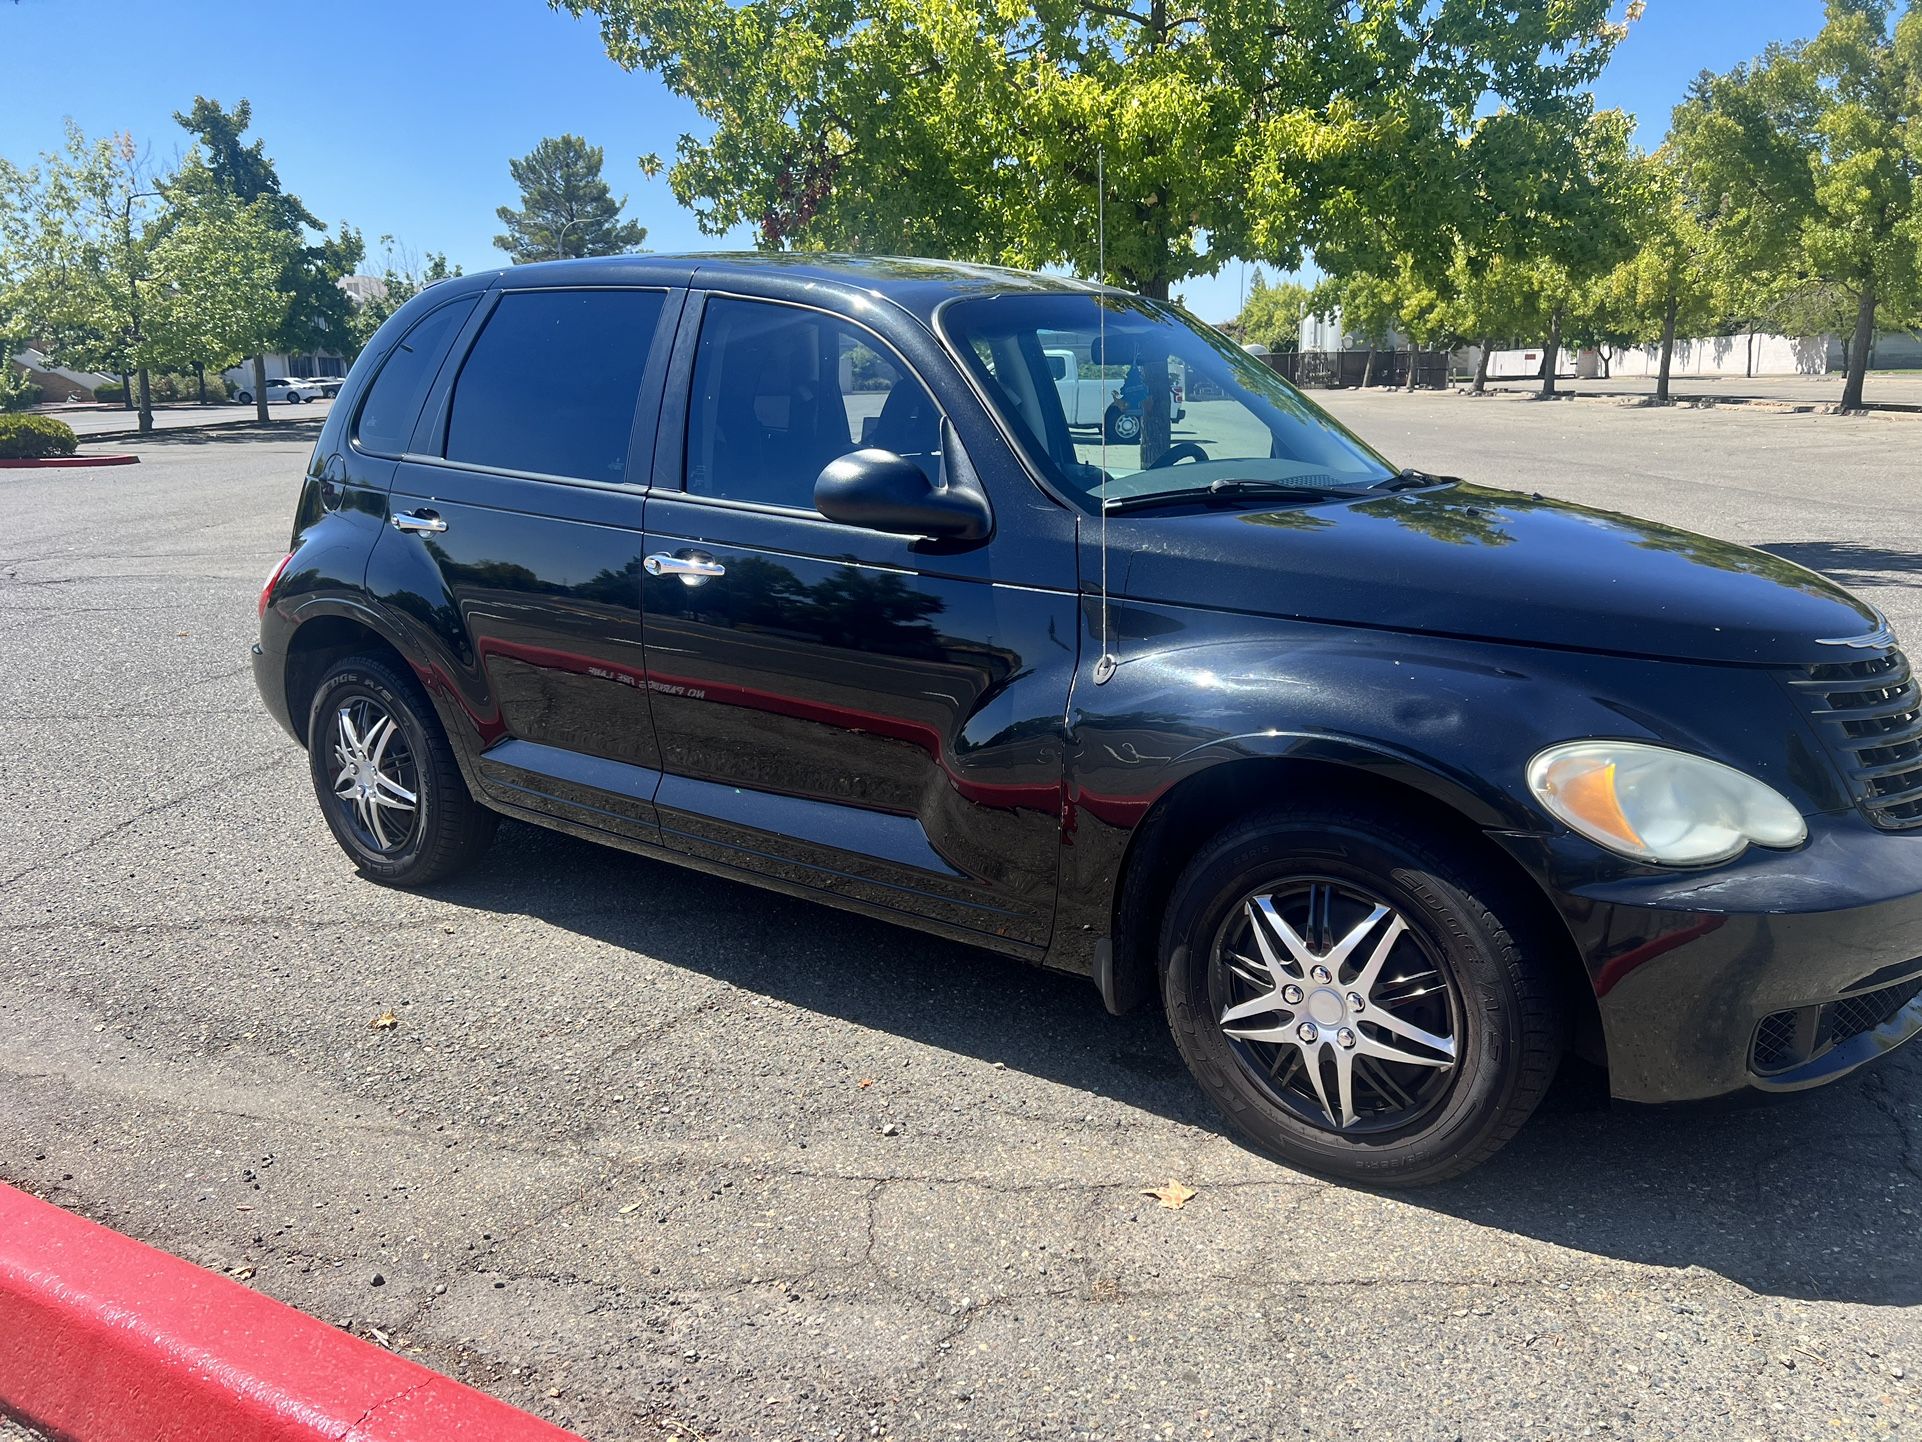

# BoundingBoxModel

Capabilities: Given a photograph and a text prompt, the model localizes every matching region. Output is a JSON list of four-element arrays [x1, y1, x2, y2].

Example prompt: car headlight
[[1527, 741, 1807, 866]]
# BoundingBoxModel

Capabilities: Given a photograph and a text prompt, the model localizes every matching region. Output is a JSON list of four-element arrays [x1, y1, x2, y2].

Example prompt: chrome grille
[[1788, 648, 1922, 830]]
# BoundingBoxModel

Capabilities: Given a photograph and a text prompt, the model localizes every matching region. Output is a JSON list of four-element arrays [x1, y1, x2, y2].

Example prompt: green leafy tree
[[558, 0, 1627, 456], [147, 158, 296, 386], [1317, 271, 1402, 387], [1232, 272, 1314, 352], [493, 135, 648, 262], [1585, 149, 1728, 401], [172, 97, 363, 419], [0, 124, 175, 431], [1671, 0, 1921, 409]]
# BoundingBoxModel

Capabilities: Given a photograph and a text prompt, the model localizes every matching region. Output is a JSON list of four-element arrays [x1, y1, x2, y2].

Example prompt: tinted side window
[[353, 298, 476, 455], [685, 297, 943, 508], [444, 288, 666, 482]]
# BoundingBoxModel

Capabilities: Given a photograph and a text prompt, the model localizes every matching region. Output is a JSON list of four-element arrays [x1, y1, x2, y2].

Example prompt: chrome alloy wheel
[[328, 696, 420, 853], [1210, 879, 1461, 1134]]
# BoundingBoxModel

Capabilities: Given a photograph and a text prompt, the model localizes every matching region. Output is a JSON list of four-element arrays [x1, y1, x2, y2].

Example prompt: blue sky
[[7, 0, 1829, 322]]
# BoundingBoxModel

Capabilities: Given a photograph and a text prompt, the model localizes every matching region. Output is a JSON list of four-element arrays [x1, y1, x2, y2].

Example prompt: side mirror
[[813, 435, 991, 542]]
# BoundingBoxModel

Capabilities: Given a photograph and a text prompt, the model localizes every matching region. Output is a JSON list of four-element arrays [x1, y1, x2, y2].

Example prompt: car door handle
[[645, 551, 726, 582], [390, 509, 448, 534]]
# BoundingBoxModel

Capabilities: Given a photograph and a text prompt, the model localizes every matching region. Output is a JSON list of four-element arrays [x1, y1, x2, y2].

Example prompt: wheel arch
[[281, 611, 415, 748], [1104, 753, 1603, 1069]]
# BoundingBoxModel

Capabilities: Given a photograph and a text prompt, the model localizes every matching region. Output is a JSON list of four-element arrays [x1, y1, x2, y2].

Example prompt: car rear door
[[638, 286, 1079, 954], [363, 278, 686, 843]]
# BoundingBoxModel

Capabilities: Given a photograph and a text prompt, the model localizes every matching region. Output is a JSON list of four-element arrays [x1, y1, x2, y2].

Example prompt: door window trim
[[662, 288, 963, 522], [406, 284, 684, 492]]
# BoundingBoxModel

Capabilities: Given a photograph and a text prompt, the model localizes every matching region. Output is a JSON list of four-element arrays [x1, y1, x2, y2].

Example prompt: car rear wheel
[[1160, 802, 1563, 1186], [306, 654, 496, 886], [236, 391, 253, 405]]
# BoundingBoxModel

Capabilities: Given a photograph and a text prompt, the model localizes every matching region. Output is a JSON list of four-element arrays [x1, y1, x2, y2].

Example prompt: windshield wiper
[[1376, 467, 1457, 491], [1103, 478, 1366, 514]]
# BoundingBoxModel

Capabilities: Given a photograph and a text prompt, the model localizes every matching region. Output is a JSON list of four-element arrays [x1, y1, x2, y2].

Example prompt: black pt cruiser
[[253, 255, 1922, 1185]]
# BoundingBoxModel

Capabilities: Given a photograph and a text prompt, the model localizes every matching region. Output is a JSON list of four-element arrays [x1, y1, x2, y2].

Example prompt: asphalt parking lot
[[3, 398, 1920, 1441]]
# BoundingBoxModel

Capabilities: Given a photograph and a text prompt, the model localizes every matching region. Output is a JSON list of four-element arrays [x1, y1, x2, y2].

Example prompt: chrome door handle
[[644, 551, 726, 583], [390, 509, 448, 534]]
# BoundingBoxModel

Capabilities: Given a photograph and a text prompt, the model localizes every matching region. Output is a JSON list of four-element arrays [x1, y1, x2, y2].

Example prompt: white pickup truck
[[1045, 348, 1115, 428], [1045, 347, 1184, 442]]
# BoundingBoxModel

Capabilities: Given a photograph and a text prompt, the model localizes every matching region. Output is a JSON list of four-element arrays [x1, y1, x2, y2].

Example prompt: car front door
[[364, 280, 686, 842], [639, 288, 1078, 953]]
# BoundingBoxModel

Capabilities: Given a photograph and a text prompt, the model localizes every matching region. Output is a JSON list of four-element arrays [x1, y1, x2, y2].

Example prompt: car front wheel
[[306, 655, 496, 886], [1161, 802, 1563, 1186], [236, 391, 253, 405]]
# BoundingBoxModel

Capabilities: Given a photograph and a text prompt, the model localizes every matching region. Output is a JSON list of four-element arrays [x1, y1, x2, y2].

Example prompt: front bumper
[[1501, 812, 1922, 1103]]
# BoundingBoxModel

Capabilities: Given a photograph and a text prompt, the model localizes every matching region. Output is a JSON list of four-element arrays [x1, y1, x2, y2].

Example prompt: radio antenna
[[1092, 144, 1117, 686]]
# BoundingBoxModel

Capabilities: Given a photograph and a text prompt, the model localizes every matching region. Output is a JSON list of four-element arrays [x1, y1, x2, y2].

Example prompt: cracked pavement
[[3, 402, 1921, 1440]]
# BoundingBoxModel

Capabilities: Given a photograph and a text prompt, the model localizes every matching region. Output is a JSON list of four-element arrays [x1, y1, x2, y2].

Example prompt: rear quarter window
[[352, 298, 478, 456]]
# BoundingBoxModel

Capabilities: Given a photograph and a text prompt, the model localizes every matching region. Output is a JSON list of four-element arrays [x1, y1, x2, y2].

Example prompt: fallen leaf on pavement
[[1142, 1178, 1197, 1211], [619, 1201, 644, 1215], [856, 1078, 875, 1089], [370, 1010, 398, 1030]]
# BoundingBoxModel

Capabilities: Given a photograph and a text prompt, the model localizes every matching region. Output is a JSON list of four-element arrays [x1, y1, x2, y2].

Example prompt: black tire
[[285, 390, 304, 404], [236, 391, 252, 405], [1103, 404, 1141, 444], [306, 654, 496, 886], [1161, 802, 1563, 1186]]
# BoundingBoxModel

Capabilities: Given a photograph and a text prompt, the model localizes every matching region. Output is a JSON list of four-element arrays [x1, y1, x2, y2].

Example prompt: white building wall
[[1603, 332, 1830, 378]]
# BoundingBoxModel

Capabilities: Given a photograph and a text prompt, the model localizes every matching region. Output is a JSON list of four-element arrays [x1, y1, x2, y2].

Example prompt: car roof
[[465, 252, 1120, 326]]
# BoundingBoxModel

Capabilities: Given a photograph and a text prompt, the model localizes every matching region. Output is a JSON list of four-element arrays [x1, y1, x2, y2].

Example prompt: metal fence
[[1260, 348, 1450, 391]]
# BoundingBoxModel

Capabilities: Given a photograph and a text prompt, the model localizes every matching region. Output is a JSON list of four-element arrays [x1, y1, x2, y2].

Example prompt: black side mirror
[[813, 427, 991, 542]]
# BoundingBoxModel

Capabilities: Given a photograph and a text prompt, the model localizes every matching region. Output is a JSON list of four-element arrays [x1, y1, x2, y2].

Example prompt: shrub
[[2, 379, 43, 413], [93, 379, 126, 404], [0, 414, 80, 460]]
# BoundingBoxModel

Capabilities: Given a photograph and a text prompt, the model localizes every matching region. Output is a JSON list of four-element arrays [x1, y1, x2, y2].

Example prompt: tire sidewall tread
[[1160, 802, 1563, 1187], [306, 654, 494, 888]]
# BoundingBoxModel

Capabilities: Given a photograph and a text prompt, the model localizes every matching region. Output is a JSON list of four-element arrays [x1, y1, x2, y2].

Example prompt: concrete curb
[[78, 415, 326, 443], [0, 1184, 584, 1442]]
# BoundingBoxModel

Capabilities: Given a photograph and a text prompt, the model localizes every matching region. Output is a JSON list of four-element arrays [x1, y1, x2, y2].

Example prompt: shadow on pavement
[[437, 818, 1922, 1309], [121, 420, 326, 447], [1761, 539, 1922, 589]]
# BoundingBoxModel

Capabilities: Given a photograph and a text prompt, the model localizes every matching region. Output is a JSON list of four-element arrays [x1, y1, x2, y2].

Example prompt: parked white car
[[234, 377, 324, 406], [293, 375, 345, 398]]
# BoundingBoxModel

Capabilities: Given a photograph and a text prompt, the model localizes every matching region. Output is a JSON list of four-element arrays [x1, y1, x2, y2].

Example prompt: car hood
[[1112, 482, 1882, 664]]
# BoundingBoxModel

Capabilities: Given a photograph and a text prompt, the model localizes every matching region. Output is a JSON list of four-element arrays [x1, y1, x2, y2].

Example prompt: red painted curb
[[0, 454, 141, 468], [0, 1185, 585, 1442]]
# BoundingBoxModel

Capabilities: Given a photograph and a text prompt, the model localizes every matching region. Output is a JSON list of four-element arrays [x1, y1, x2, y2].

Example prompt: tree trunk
[[1655, 290, 1680, 406], [253, 354, 271, 424], [1361, 348, 1376, 388], [195, 362, 206, 405], [1472, 339, 1493, 395], [1137, 278, 1173, 465], [1539, 308, 1563, 399], [136, 367, 153, 435], [1405, 348, 1419, 391], [1841, 285, 1876, 411], [120, 370, 132, 410]]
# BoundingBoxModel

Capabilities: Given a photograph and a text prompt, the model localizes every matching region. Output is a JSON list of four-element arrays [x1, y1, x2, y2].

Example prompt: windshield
[[940, 291, 1397, 510]]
